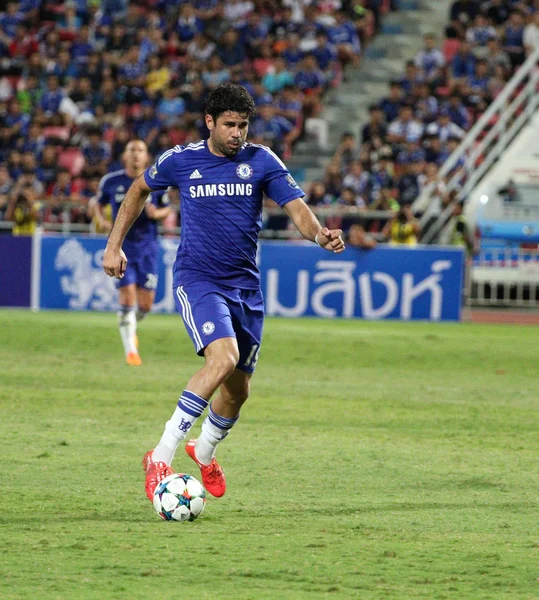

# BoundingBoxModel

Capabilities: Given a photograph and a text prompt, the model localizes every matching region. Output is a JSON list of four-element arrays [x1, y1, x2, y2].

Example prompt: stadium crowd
[[0, 0, 387, 234], [305, 0, 539, 245], [0, 0, 537, 246]]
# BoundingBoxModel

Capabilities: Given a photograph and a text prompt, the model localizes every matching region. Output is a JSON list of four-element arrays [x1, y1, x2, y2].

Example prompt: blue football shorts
[[174, 281, 264, 374], [118, 245, 159, 290]]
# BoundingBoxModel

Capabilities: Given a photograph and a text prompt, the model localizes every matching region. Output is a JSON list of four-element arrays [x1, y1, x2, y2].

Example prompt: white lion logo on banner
[[55, 239, 118, 310]]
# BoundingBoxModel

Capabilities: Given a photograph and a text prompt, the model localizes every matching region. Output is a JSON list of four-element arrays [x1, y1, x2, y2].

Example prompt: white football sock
[[117, 306, 137, 356], [195, 403, 238, 465], [153, 390, 209, 465]]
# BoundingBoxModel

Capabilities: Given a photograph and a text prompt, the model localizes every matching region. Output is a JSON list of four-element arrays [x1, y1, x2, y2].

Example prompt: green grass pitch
[[0, 310, 537, 600]]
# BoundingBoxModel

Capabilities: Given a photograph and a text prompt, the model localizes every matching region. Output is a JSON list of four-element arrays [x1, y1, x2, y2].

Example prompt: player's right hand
[[103, 246, 127, 279]]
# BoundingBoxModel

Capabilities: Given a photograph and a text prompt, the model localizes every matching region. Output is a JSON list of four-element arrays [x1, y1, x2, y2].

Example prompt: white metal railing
[[471, 247, 539, 306], [414, 46, 539, 243]]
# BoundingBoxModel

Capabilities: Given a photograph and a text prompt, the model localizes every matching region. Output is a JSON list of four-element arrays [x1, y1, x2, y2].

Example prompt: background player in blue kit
[[102, 84, 344, 502], [97, 140, 171, 366]]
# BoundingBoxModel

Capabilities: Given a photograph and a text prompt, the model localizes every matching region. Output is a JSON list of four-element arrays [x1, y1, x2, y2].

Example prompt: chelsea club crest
[[236, 163, 253, 179]]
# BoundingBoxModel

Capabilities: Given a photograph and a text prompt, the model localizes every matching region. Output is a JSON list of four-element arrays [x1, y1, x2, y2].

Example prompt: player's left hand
[[315, 227, 345, 253]]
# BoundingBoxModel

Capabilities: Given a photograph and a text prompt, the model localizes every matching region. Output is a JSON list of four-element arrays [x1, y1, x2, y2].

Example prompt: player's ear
[[205, 114, 214, 131]]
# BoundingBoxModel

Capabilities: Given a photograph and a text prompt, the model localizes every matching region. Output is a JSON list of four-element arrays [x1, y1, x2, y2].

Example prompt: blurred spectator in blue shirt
[[263, 57, 294, 94], [242, 12, 269, 58], [82, 128, 111, 177], [327, 10, 361, 65], [217, 28, 246, 67], [282, 33, 304, 69], [201, 54, 231, 89], [414, 33, 445, 84], [444, 94, 471, 130], [379, 81, 404, 123], [177, 3, 204, 45], [504, 10, 525, 66], [451, 40, 476, 82], [157, 87, 186, 127], [250, 102, 294, 157]]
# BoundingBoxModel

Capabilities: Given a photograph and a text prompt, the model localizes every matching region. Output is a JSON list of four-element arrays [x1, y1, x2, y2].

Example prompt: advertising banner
[[0, 235, 32, 307], [38, 236, 464, 321]]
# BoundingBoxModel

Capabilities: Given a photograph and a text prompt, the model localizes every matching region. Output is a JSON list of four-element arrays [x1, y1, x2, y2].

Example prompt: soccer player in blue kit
[[97, 140, 171, 366], [102, 84, 344, 502]]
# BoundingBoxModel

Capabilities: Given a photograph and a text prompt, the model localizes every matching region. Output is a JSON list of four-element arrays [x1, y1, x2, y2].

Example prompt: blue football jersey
[[98, 169, 170, 250], [143, 140, 305, 289]]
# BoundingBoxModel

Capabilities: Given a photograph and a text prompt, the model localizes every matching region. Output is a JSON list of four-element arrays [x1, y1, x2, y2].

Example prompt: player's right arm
[[103, 175, 152, 279]]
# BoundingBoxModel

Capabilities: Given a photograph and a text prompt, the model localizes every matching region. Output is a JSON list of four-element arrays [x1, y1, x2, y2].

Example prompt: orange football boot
[[142, 450, 174, 501], [126, 352, 142, 366], [185, 439, 226, 497]]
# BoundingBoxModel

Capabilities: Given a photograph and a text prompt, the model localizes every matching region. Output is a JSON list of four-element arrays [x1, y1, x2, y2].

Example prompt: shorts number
[[145, 273, 158, 290], [244, 344, 260, 369]]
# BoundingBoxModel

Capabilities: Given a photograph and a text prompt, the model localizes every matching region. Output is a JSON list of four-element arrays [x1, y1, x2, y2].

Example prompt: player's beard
[[213, 135, 243, 157]]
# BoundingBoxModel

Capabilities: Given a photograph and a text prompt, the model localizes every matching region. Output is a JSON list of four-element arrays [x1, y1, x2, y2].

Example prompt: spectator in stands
[[176, 2, 204, 47], [504, 10, 526, 66], [399, 60, 424, 95], [348, 222, 377, 249], [4, 189, 41, 235], [466, 14, 497, 50], [362, 104, 387, 144], [414, 33, 445, 86], [451, 40, 476, 85], [250, 101, 295, 157], [187, 33, 216, 64], [449, 0, 481, 37], [382, 204, 420, 245], [449, 201, 473, 255], [336, 186, 366, 214], [311, 31, 339, 86], [145, 55, 171, 98], [275, 84, 303, 128], [426, 109, 466, 143], [379, 81, 404, 123], [4, 99, 30, 146], [523, 10, 539, 55], [281, 33, 304, 69], [157, 86, 186, 127], [463, 58, 491, 109], [485, 37, 512, 76], [262, 57, 294, 94], [305, 181, 334, 206], [331, 132, 360, 172], [82, 128, 111, 177], [39, 75, 66, 126], [201, 54, 231, 89], [412, 82, 439, 124], [444, 94, 471, 130], [133, 102, 161, 150], [242, 12, 269, 59], [37, 146, 59, 190], [217, 28, 246, 67], [397, 155, 423, 206], [343, 160, 371, 200], [327, 9, 361, 66], [387, 104, 424, 146]]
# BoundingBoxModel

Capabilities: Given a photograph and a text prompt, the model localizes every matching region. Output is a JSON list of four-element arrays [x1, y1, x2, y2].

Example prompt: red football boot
[[142, 450, 174, 501], [185, 439, 226, 498]]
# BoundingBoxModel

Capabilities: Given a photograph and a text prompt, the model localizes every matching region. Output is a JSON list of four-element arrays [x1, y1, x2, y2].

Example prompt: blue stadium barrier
[[3, 234, 464, 321]]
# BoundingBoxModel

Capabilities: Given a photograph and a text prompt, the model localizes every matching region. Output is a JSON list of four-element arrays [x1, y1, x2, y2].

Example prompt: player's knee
[[207, 351, 239, 380]]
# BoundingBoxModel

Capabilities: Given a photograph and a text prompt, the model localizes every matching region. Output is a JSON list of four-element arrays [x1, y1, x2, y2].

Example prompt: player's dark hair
[[205, 83, 256, 122]]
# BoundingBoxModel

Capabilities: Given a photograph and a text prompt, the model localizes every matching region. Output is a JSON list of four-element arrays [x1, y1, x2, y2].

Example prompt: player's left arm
[[284, 197, 345, 253]]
